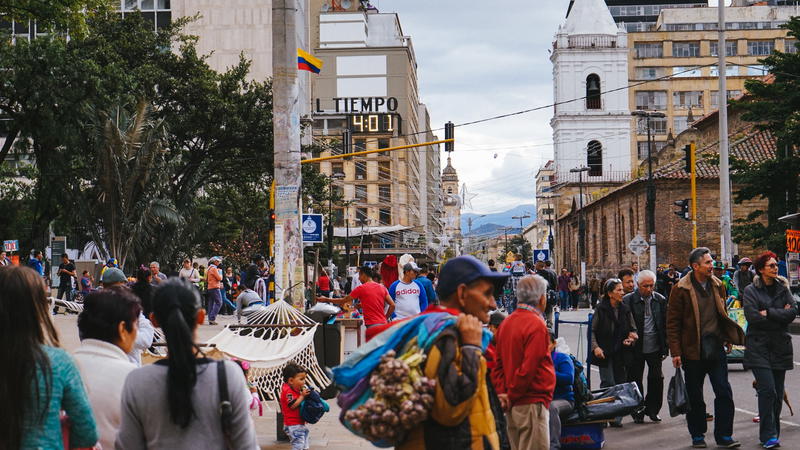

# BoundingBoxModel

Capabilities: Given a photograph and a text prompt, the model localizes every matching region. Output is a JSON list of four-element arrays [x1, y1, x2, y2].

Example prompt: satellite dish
[[320, 2, 330, 12], [341, 0, 352, 9]]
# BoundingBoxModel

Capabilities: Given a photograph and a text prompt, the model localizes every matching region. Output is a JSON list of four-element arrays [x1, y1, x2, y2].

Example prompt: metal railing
[[553, 170, 632, 184]]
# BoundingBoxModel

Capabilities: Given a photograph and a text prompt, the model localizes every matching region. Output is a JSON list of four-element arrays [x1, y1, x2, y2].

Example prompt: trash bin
[[306, 309, 343, 370]]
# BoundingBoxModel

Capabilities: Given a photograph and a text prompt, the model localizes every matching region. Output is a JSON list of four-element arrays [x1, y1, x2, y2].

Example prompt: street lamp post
[[327, 172, 345, 269], [512, 214, 531, 230], [537, 193, 561, 264], [632, 110, 665, 271], [569, 167, 590, 284]]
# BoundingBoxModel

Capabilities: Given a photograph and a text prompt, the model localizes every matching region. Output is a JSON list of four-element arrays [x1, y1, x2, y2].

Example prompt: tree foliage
[[0, 0, 110, 37], [732, 17, 800, 253], [0, 11, 333, 268]]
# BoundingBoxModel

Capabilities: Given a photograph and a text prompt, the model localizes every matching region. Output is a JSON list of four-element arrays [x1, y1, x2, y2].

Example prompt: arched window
[[447, 187, 453, 194], [586, 74, 601, 109], [587, 140, 603, 176]]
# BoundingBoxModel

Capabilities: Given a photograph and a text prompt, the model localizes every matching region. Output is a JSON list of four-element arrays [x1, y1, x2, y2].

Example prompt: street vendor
[[395, 255, 509, 450]]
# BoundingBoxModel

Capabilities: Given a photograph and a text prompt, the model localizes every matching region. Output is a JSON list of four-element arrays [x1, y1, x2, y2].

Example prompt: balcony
[[553, 171, 631, 184]]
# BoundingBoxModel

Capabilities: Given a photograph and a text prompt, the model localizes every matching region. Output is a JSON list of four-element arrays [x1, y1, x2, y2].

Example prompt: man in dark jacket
[[667, 247, 745, 449], [623, 269, 667, 424]]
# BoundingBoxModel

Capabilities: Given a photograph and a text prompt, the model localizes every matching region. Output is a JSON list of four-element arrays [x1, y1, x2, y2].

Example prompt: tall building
[[529, 161, 556, 251], [550, 0, 632, 216], [308, 1, 443, 258], [628, 3, 798, 167], [568, 1, 704, 32]]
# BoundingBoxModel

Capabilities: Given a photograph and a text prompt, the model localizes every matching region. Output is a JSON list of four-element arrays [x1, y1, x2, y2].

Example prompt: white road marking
[[735, 407, 800, 427]]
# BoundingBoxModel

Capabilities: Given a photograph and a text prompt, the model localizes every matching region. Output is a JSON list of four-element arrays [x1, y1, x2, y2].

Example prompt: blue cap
[[436, 255, 509, 300]]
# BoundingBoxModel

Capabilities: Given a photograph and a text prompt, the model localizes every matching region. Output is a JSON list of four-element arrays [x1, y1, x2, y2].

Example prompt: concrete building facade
[[441, 157, 462, 256], [307, 1, 443, 257], [628, 4, 798, 169]]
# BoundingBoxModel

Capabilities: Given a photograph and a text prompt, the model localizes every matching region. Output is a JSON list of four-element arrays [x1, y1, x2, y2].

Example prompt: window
[[332, 162, 344, 177], [673, 91, 703, 109], [446, 187, 453, 194], [379, 184, 391, 203], [378, 138, 390, 156], [709, 65, 738, 77], [635, 42, 663, 58], [587, 141, 602, 177], [710, 40, 738, 57], [637, 141, 667, 160], [672, 66, 702, 78], [355, 185, 367, 202], [635, 91, 667, 110], [586, 74, 601, 110], [710, 90, 743, 108], [333, 208, 345, 227], [635, 67, 661, 80], [355, 161, 367, 180], [378, 161, 391, 180], [746, 65, 768, 76], [356, 208, 368, 223], [637, 117, 667, 135], [748, 40, 774, 56], [674, 116, 691, 134], [119, 0, 171, 32], [785, 39, 798, 54], [354, 138, 367, 152], [379, 208, 392, 225], [673, 42, 700, 57]]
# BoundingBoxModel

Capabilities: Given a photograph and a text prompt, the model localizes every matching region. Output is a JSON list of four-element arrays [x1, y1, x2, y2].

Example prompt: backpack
[[300, 388, 330, 424], [569, 354, 593, 407]]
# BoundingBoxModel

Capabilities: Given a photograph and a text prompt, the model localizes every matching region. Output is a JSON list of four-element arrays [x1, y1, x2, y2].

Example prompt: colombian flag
[[298, 48, 323, 74]]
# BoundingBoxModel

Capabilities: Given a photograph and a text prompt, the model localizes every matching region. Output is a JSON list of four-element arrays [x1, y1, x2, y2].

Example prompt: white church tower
[[550, 0, 631, 183]]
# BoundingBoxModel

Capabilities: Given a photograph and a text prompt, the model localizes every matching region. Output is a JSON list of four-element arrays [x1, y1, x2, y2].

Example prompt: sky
[[375, 0, 721, 214]]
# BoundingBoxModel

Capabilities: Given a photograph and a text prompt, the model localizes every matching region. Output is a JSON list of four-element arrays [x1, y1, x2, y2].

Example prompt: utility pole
[[512, 214, 531, 230], [718, 0, 734, 263], [272, 0, 304, 307], [632, 110, 665, 271], [570, 167, 589, 284]]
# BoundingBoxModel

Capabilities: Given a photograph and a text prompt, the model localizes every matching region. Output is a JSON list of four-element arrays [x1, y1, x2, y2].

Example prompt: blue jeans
[[559, 291, 569, 309], [682, 351, 735, 444], [284, 424, 309, 450], [206, 288, 222, 321]]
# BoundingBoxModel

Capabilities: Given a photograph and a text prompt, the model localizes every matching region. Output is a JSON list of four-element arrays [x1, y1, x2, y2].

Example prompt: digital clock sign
[[348, 114, 400, 135]]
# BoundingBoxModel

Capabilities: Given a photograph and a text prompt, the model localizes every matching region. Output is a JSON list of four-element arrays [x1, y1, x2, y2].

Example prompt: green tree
[[499, 234, 532, 264], [0, 0, 110, 37], [78, 100, 180, 269], [733, 17, 800, 253]]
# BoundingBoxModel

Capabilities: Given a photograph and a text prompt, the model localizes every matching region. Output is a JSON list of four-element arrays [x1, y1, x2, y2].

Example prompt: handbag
[[667, 367, 691, 417]]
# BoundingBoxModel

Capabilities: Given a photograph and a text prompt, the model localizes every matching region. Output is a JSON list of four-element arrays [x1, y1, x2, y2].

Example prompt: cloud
[[378, 0, 571, 212]]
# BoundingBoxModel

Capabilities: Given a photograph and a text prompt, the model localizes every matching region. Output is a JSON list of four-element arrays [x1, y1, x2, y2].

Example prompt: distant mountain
[[461, 204, 536, 234], [466, 223, 522, 238]]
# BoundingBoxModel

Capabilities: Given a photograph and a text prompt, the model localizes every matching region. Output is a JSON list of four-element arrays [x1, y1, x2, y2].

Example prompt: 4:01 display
[[349, 114, 399, 134]]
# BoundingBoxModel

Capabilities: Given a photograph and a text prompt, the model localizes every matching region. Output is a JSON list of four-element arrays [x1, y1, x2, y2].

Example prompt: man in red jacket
[[492, 275, 555, 450]]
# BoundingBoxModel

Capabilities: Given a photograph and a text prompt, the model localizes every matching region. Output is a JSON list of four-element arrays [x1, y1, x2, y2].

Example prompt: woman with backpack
[[116, 278, 257, 449]]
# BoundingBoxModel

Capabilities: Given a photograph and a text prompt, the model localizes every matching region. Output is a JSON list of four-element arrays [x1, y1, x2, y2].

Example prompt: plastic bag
[[565, 382, 642, 423], [668, 368, 691, 417], [308, 302, 341, 316]]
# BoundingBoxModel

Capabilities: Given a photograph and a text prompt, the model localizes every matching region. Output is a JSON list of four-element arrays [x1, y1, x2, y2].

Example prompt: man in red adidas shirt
[[317, 265, 395, 340], [492, 275, 556, 450]]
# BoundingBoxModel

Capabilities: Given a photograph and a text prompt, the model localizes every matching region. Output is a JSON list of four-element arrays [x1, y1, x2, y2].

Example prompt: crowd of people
[[1, 244, 797, 450]]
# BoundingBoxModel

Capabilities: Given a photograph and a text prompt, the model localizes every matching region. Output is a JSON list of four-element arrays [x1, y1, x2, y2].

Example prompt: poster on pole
[[787, 230, 800, 253], [273, 224, 285, 300], [3, 240, 18, 252], [275, 186, 300, 215], [301, 214, 324, 243]]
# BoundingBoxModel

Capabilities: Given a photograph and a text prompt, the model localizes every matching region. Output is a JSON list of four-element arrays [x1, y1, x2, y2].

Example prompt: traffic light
[[444, 121, 454, 153], [683, 144, 692, 173], [674, 199, 690, 221], [342, 129, 352, 154], [267, 209, 276, 227]]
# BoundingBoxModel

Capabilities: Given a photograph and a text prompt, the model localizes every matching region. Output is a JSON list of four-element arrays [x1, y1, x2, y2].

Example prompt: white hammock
[[206, 300, 331, 400]]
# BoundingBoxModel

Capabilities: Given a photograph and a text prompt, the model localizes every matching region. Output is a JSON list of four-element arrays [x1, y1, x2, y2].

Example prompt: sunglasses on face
[[765, 263, 778, 268]]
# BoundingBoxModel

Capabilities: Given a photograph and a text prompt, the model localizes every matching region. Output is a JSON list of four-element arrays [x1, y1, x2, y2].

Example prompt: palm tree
[[84, 100, 181, 269]]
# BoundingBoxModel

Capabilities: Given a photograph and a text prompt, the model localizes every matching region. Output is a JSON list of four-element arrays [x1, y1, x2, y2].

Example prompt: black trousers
[[683, 352, 735, 443], [752, 367, 786, 443], [627, 350, 664, 416]]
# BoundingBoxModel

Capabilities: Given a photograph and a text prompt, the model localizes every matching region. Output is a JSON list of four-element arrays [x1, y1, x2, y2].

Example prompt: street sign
[[3, 240, 18, 252], [301, 214, 324, 243], [627, 235, 649, 256], [787, 230, 800, 253], [533, 249, 550, 262]]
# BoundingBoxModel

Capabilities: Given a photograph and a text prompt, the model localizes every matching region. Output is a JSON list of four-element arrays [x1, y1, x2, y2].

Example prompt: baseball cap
[[738, 257, 752, 265], [402, 262, 420, 273], [436, 255, 509, 300], [101, 267, 127, 284], [713, 261, 726, 270]]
